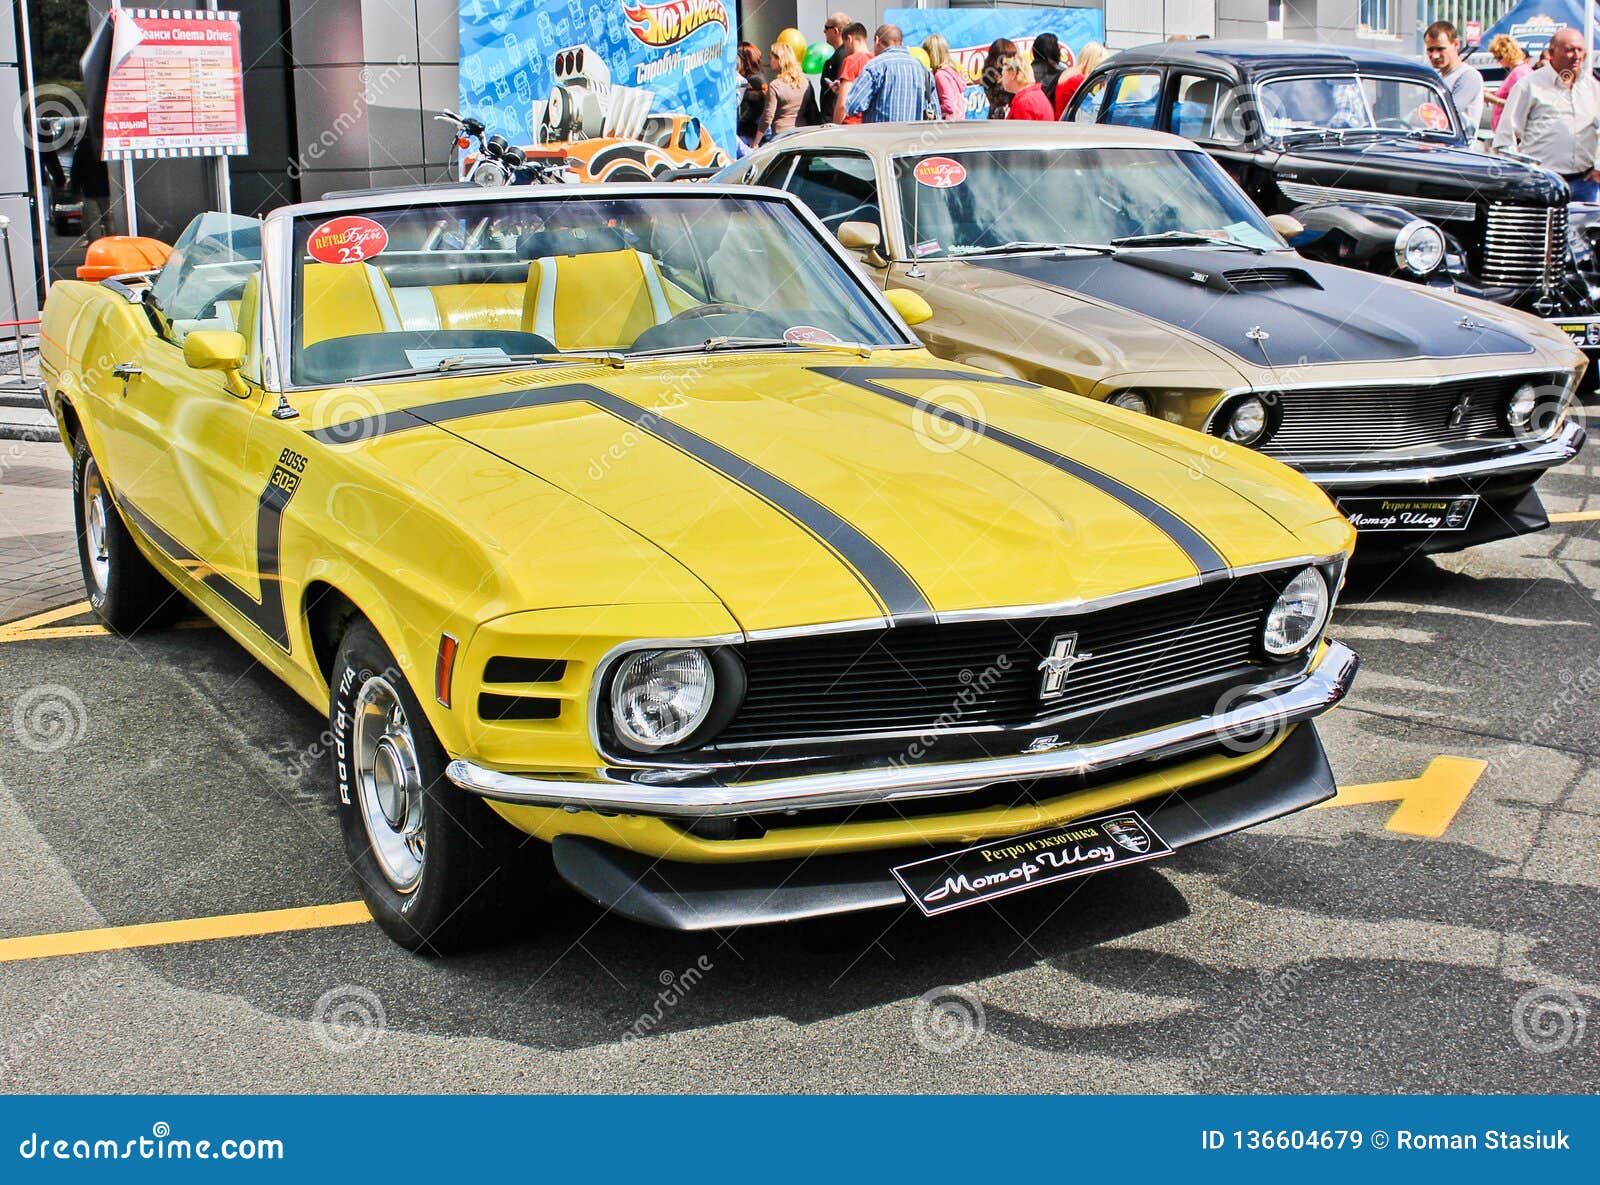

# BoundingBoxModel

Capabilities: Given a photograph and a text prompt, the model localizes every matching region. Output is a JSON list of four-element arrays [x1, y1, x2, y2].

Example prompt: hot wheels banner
[[885, 7, 1105, 120], [458, 0, 737, 179]]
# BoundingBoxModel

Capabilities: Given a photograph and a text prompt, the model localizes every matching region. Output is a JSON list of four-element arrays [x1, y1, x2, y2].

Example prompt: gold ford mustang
[[720, 123, 1587, 555], [40, 184, 1357, 948]]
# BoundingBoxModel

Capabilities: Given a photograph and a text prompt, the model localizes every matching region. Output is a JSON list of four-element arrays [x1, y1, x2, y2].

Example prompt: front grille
[[1257, 374, 1542, 460], [679, 572, 1300, 754], [1481, 201, 1565, 292]]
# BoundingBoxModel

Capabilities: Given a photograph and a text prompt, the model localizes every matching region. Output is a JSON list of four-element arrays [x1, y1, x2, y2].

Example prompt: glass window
[[1102, 72, 1163, 129], [781, 153, 881, 233], [146, 212, 262, 347], [287, 193, 906, 385], [1072, 75, 1107, 123], [1257, 74, 1459, 140], [1171, 74, 1245, 145], [892, 147, 1284, 259]]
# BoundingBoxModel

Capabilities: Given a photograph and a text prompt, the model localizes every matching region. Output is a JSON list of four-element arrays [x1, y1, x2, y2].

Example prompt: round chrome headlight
[[1394, 220, 1445, 276], [610, 648, 716, 751], [1263, 567, 1331, 658], [1507, 382, 1541, 430], [1221, 395, 1270, 446], [1108, 389, 1153, 415]]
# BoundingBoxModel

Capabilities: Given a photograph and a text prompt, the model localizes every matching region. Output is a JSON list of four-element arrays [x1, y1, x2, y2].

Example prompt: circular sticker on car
[[306, 215, 389, 265], [1417, 103, 1449, 131], [784, 325, 842, 344], [913, 157, 967, 188]]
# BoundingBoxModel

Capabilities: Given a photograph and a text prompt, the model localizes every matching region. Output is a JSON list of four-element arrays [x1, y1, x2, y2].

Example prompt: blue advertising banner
[[458, 0, 737, 180], [885, 7, 1105, 119]]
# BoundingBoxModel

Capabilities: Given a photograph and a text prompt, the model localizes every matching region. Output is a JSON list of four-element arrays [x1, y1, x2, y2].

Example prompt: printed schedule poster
[[103, 8, 247, 159]]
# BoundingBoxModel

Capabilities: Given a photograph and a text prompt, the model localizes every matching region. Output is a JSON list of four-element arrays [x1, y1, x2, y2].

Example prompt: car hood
[[1272, 137, 1567, 205], [970, 247, 1535, 368], [306, 354, 1340, 635]]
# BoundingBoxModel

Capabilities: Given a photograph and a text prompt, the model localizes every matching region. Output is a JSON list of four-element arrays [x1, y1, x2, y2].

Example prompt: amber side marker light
[[435, 634, 459, 707]]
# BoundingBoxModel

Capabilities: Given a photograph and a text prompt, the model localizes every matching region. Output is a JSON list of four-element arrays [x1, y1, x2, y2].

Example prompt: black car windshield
[[1256, 74, 1461, 140], [288, 193, 905, 385], [891, 147, 1283, 260]]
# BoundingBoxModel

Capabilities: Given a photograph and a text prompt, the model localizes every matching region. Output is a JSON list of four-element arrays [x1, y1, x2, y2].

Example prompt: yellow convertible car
[[39, 184, 1358, 949], [720, 123, 1587, 555]]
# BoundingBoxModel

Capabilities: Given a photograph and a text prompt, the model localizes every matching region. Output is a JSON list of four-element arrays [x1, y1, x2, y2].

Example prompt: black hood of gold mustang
[[972, 247, 1533, 367]]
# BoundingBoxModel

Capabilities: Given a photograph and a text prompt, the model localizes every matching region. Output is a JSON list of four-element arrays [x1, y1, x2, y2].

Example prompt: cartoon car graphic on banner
[[530, 41, 729, 181]]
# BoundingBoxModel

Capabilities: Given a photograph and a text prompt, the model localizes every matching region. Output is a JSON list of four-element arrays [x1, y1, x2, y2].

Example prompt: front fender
[[1287, 201, 1459, 280]]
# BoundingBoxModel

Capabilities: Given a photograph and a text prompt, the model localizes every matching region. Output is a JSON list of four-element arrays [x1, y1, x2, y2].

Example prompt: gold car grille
[[1258, 375, 1535, 460]]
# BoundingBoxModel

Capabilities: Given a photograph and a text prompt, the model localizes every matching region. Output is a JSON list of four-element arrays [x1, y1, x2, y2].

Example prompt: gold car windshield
[[288, 193, 904, 385], [891, 147, 1283, 260]]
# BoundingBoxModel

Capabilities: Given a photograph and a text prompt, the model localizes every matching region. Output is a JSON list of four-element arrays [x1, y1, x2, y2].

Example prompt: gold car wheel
[[352, 676, 426, 894]]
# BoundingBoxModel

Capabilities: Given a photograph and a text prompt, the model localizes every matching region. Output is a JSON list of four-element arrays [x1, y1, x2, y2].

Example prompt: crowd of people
[[733, 11, 1110, 152]]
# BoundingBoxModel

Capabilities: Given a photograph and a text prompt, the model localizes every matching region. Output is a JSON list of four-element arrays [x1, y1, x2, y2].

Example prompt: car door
[[1166, 71, 1260, 192], [113, 214, 265, 597]]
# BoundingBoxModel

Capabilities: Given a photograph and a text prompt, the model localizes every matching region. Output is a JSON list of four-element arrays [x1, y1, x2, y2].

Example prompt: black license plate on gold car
[[892, 812, 1173, 917], [1338, 495, 1478, 533]]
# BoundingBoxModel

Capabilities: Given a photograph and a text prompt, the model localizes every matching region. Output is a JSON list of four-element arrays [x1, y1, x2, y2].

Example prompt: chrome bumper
[[1300, 421, 1585, 488], [446, 641, 1359, 820]]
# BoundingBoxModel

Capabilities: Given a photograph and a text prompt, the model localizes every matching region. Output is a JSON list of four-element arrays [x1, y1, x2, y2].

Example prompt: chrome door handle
[[111, 363, 142, 379]]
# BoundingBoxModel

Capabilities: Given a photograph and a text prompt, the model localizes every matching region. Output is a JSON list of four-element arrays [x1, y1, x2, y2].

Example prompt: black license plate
[[1337, 494, 1478, 532], [892, 811, 1173, 917]]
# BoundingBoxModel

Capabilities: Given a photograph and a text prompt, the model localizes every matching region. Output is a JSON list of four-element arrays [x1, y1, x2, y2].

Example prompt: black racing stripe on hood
[[809, 365, 1229, 577], [973, 249, 1533, 367], [308, 382, 933, 622]]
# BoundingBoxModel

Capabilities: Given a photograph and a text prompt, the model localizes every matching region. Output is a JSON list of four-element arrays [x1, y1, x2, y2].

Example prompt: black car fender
[[1283, 201, 1460, 280]]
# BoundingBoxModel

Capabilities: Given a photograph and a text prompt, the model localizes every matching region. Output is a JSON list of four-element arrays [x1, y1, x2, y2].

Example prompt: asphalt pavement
[[0, 406, 1597, 1093]]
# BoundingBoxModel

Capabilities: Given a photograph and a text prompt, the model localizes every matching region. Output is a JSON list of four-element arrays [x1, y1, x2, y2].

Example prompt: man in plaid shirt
[[843, 25, 940, 123]]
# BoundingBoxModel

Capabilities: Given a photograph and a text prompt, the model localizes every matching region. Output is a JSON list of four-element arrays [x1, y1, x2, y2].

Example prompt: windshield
[[1257, 74, 1460, 139], [147, 211, 262, 337], [288, 193, 904, 385], [891, 148, 1283, 259]]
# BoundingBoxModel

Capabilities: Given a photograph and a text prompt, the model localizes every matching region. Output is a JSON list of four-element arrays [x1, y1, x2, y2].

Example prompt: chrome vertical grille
[[1481, 201, 1565, 292]]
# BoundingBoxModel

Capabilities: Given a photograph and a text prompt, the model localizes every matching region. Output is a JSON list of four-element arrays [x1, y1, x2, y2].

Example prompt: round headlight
[[1263, 567, 1331, 658], [1507, 382, 1540, 430], [1108, 389, 1153, 415], [1221, 395, 1270, 445], [1394, 220, 1445, 276], [610, 648, 716, 751]]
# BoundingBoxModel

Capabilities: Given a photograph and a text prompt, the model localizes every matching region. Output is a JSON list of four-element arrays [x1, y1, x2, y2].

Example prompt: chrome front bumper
[[446, 641, 1360, 820], [1300, 421, 1585, 488]]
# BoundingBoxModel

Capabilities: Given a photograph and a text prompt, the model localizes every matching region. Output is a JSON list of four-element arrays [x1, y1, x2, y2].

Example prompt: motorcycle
[[435, 111, 573, 186]]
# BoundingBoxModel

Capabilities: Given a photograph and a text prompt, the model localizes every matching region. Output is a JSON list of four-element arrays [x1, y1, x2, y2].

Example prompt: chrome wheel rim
[[82, 462, 111, 596], [353, 676, 425, 893]]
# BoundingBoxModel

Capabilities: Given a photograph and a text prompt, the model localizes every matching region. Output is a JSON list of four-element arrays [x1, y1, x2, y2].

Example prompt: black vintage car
[[1066, 40, 1600, 353]]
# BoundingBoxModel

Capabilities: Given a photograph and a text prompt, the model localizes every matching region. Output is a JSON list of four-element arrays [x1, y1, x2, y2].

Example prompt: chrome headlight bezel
[[1394, 219, 1445, 276], [1218, 394, 1272, 446], [1261, 567, 1333, 660]]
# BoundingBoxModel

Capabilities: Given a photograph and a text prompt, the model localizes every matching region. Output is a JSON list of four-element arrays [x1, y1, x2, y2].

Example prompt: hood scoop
[[1115, 249, 1322, 294]]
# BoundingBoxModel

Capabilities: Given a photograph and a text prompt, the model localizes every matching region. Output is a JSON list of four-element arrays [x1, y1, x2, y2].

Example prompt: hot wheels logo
[[624, 0, 728, 49]]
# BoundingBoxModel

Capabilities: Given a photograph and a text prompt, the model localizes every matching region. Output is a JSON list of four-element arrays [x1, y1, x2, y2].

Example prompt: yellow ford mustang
[[39, 184, 1358, 950]]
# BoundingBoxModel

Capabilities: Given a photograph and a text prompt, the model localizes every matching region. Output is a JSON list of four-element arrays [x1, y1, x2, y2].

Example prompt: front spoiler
[[549, 721, 1339, 930], [447, 642, 1359, 820], [1297, 420, 1585, 488]]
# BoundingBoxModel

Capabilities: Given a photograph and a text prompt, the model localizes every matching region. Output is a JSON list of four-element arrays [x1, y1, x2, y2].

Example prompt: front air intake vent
[[1223, 266, 1320, 291]]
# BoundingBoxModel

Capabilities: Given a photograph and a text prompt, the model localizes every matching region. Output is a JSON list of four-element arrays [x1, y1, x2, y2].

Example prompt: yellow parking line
[[0, 901, 373, 964], [0, 625, 110, 642], [1550, 509, 1600, 523], [0, 601, 92, 631]]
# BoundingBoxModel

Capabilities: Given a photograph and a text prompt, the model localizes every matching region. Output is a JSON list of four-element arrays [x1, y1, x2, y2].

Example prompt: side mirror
[[183, 330, 249, 397], [885, 288, 933, 327], [837, 220, 888, 267], [1267, 213, 1305, 241]]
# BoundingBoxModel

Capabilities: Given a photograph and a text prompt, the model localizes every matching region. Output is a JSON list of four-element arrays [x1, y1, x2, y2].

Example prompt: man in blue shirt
[[843, 24, 938, 123]]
